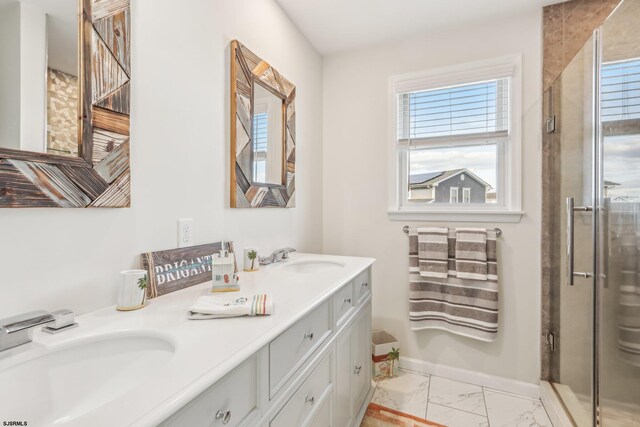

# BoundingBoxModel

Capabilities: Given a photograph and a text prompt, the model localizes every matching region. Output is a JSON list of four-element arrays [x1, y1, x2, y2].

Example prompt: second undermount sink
[[282, 259, 346, 273], [0, 332, 175, 425]]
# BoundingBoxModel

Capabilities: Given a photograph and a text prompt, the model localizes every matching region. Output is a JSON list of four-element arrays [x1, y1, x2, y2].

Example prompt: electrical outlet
[[178, 219, 194, 248]]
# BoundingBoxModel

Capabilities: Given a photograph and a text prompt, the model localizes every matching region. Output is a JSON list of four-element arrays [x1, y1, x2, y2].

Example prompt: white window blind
[[252, 112, 268, 182], [253, 112, 268, 153], [602, 58, 640, 122], [397, 78, 510, 145]]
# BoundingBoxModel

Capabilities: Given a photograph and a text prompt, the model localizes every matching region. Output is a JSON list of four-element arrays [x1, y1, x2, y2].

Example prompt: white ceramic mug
[[117, 269, 147, 311], [243, 248, 260, 271]]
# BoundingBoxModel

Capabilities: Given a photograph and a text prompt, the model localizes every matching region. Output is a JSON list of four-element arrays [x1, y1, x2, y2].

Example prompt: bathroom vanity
[[0, 253, 374, 427]]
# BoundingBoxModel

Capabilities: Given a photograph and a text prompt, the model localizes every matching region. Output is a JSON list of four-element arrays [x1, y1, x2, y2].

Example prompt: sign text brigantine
[[154, 256, 213, 284]]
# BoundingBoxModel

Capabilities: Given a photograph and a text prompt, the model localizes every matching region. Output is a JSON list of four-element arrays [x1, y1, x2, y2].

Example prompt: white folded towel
[[189, 294, 273, 319]]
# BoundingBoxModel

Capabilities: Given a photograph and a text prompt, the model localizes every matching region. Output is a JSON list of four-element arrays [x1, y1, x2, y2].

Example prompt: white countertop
[[0, 253, 374, 427]]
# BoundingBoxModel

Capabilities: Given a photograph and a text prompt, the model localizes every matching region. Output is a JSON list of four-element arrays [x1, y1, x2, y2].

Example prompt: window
[[602, 58, 640, 202], [388, 55, 523, 222], [450, 187, 459, 203], [602, 58, 640, 122], [463, 188, 471, 204], [252, 111, 268, 183]]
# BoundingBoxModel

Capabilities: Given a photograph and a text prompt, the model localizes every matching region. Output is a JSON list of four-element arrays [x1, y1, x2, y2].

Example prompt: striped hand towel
[[408, 227, 499, 342], [455, 228, 488, 280], [189, 294, 273, 319], [417, 227, 449, 278]]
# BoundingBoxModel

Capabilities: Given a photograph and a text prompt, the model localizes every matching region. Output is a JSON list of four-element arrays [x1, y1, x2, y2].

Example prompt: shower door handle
[[566, 197, 593, 286], [600, 199, 610, 289]]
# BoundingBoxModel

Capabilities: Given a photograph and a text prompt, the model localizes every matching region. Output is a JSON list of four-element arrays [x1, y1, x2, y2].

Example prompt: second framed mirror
[[230, 40, 296, 208]]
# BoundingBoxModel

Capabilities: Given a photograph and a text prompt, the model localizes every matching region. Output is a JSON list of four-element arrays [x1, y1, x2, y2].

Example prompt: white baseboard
[[399, 356, 540, 399]]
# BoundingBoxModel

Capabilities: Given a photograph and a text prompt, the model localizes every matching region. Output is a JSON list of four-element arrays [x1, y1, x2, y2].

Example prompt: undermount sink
[[282, 259, 346, 273], [0, 332, 175, 425]]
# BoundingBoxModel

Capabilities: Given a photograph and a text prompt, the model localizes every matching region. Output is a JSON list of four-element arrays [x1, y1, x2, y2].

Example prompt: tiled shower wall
[[47, 68, 78, 156], [543, 0, 622, 92], [540, 0, 621, 381]]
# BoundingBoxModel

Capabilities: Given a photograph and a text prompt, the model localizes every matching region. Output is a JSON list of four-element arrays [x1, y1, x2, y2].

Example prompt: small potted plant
[[387, 347, 400, 377]]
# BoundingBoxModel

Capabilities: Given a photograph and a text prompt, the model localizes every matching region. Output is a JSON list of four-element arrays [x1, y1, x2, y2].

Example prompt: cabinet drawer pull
[[216, 409, 231, 424], [305, 396, 315, 405], [344, 298, 351, 304], [304, 332, 314, 340], [354, 365, 362, 375], [362, 282, 368, 288]]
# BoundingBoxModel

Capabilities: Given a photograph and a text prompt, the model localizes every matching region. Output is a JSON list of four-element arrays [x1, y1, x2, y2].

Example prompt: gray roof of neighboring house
[[409, 168, 492, 189], [409, 171, 445, 185]]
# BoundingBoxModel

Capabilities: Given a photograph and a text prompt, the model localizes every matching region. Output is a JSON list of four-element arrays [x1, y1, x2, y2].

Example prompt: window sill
[[388, 209, 524, 223]]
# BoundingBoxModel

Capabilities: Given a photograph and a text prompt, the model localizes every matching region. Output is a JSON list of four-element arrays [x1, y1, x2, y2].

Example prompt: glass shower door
[[549, 2, 640, 425], [598, 1, 640, 425], [552, 34, 597, 426]]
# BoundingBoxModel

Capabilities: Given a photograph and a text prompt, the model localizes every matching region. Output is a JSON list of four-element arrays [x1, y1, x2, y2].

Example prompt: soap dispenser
[[211, 241, 240, 292]]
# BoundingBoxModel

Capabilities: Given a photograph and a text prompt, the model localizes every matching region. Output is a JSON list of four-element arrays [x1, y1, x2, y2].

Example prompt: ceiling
[[275, 0, 567, 55]]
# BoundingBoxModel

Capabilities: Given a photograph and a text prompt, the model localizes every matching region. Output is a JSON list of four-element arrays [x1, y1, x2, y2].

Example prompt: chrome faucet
[[0, 309, 77, 352], [259, 247, 296, 265]]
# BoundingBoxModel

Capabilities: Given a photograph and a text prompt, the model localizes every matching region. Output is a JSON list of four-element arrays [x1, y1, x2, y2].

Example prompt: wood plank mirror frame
[[230, 40, 296, 208], [0, 0, 131, 208]]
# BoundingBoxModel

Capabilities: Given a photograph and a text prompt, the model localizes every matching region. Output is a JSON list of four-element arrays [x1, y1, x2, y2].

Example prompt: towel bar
[[402, 225, 502, 237]]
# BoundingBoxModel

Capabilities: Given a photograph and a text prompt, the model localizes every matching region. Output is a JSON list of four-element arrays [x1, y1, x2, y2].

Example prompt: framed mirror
[[0, 0, 131, 208], [230, 40, 296, 208]]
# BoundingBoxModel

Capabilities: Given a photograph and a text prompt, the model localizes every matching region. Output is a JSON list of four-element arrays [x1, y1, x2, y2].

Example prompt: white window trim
[[450, 187, 459, 204], [463, 188, 471, 204], [387, 54, 524, 223]]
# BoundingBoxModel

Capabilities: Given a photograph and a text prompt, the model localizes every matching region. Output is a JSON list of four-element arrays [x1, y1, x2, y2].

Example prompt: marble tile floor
[[369, 369, 554, 427]]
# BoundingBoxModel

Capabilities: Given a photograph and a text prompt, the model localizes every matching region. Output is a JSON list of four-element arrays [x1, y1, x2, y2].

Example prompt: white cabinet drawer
[[333, 282, 354, 328], [270, 353, 332, 427], [308, 392, 332, 427], [163, 355, 258, 427], [354, 268, 371, 305], [269, 300, 331, 397]]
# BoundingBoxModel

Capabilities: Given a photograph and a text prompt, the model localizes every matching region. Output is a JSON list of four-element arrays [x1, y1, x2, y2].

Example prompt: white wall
[[0, 3, 21, 150], [1, 0, 545, 386], [322, 12, 543, 384], [0, 0, 323, 318]]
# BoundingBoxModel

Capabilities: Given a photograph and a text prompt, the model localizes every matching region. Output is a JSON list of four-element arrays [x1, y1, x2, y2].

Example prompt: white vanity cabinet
[[351, 308, 372, 417], [334, 303, 372, 427], [159, 266, 373, 427], [269, 352, 333, 427], [354, 268, 371, 306], [163, 354, 261, 427], [334, 326, 354, 427], [269, 300, 332, 398]]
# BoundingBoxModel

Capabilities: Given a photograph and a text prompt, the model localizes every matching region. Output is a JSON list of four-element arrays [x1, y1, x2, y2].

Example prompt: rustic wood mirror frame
[[230, 40, 296, 208], [0, 0, 131, 208]]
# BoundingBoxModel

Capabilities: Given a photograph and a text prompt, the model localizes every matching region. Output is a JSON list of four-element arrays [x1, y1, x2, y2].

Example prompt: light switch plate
[[178, 219, 193, 248]]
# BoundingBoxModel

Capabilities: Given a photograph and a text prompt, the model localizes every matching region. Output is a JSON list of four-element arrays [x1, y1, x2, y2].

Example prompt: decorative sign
[[141, 241, 237, 298]]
